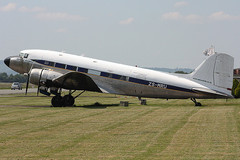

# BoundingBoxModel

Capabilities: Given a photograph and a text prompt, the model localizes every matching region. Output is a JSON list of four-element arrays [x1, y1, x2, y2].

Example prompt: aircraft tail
[[190, 53, 234, 97]]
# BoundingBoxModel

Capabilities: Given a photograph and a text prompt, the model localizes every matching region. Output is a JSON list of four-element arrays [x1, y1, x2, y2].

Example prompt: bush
[[232, 79, 239, 97], [234, 83, 240, 98]]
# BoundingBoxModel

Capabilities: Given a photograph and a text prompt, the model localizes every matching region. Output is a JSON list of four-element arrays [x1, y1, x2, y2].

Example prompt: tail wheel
[[51, 95, 63, 107], [191, 98, 202, 107], [62, 95, 75, 107]]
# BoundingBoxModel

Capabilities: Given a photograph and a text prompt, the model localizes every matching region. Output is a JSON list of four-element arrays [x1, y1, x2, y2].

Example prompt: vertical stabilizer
[[191, 53, 234, 95]]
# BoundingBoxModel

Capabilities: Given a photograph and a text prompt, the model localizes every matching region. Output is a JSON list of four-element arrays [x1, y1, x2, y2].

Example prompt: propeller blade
[[25, 73, 30, 95], [37, 85, 40, 96], [25, 63, 34, 96], [37, 69, 44, 96]]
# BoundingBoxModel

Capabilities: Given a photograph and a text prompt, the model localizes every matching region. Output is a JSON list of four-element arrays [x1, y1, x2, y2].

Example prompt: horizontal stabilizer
[[192, 87, 233, 98]]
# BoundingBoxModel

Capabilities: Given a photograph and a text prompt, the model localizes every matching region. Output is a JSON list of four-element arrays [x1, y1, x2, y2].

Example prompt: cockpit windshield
[[24, 53, 29, 58], [19, 53, 29, 59]]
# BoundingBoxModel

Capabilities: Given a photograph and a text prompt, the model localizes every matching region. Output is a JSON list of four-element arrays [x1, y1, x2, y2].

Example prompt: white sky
[[0, 0, 240, 68]]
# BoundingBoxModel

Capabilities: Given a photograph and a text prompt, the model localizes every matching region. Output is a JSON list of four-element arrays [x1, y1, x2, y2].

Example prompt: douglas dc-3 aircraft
[[4, 49, 234, 107]]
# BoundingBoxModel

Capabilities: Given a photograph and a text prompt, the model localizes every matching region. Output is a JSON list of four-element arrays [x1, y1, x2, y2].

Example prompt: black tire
[[62, 95, 75, 107], [195, 102, 202, 107], [51, 95, 63, 107]]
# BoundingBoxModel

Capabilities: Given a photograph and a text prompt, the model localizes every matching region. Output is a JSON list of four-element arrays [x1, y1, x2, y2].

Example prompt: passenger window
[[44, 61, 54, 66], [66, 65, 77, 71], [78, 67, 88, 73], [55, 63, 66, 69], [120, 76, 127, 81], [88, 69, 101, 76]]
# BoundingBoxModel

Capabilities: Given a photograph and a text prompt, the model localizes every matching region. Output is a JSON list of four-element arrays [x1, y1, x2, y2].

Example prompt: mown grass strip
[[0, 108, 110, 143], [102, 107, 162, 131], [131, 108, 199, 160], [0, 93, 240, 159]]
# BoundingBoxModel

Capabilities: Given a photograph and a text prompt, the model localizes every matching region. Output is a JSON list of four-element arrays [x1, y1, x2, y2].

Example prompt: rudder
[[191, 53, 234, 94]]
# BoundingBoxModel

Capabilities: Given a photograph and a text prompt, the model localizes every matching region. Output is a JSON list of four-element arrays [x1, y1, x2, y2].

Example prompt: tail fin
[[190, 53, 234, 96]]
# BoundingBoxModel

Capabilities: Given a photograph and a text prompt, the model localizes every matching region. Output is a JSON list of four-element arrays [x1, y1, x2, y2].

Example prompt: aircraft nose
[[4, 57, 10, 67]]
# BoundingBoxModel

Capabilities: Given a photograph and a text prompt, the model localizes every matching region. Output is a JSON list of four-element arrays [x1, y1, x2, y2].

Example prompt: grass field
[[0, 91, 240, 159], [0, 83, 35, 90], [0, 83, 12, 89]]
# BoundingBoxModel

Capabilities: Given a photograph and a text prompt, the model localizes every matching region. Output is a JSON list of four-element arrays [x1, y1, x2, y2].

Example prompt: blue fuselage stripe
[[31, 59, 194, 93]]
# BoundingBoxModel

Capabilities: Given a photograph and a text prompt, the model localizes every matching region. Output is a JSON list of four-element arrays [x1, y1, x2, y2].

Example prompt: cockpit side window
[[19, 53, 24, 58], [19, 53, 29, 58]]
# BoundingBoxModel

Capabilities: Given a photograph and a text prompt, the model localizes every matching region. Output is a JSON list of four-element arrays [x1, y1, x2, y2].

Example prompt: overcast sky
[[1, 0, 240, 68]]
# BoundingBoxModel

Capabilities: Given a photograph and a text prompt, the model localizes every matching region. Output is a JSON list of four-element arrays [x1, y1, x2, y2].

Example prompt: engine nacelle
[[29, 68, 63, 86]]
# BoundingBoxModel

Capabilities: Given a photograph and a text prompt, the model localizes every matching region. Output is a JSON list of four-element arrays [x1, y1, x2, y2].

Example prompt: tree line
[[232, 79, 240, 98], [0, 72, 27, 83]]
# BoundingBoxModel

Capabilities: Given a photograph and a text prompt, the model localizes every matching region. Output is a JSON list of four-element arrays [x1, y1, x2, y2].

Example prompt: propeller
[[25, 64, 33, 96], [25, 73, 30, 95], [37, 69, 44, 96]]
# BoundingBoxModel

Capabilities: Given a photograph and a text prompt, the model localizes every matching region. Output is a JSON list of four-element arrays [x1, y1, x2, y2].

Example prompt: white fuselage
[[9, 49, 227, 99]]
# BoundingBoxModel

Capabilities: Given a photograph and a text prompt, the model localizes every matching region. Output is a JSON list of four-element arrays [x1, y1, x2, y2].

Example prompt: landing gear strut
[[191, 98, 202, 107], [51, 90, 85, 107]]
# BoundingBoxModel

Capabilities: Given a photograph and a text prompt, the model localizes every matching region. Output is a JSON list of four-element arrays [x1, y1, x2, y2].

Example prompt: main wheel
[[51, 95, 63, 107], [195, 102, 202, 107], [62, 95, 75, 107]]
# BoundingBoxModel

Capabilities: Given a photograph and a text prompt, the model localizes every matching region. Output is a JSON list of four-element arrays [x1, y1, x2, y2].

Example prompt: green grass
[[0, 83, 12, 89], [0, 82, 36, 90], [0, 92, 240, 159]]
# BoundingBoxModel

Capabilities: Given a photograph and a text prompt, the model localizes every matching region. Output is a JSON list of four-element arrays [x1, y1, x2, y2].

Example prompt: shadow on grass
[[0, 102, 132, 108], [77, 102, 120, 109], [46, 102, 121, 109]]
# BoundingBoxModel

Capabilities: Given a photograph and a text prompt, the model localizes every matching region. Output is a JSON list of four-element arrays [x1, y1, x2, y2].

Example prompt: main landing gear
[[191, 98, 202, 107], [51, 95, 75, 107], [51, 90, 85, 107]]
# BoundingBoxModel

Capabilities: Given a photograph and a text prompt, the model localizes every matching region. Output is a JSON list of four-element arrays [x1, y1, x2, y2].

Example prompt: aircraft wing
[[52, 72, 102, 92]]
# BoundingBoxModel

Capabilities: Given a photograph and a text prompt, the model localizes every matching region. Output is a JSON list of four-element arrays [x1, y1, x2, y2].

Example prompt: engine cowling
[[29, 68, 63, 86]]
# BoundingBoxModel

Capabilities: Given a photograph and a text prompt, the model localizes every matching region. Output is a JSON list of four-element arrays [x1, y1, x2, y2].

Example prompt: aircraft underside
[[47, 72, 228, 107], [91, 75, 227, 99]]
